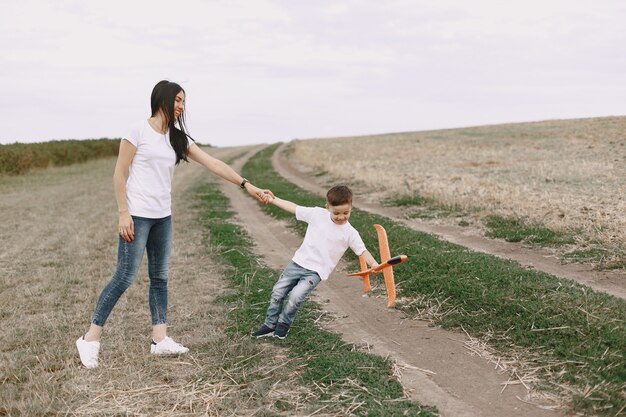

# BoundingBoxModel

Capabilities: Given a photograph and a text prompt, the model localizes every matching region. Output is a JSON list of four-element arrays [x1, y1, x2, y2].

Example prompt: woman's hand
[[118, 212, 134, 242]]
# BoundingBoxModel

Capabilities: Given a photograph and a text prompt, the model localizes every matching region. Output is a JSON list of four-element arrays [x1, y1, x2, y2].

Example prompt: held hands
[[245, 183, 274, 204], [260, 192, 275, 204]]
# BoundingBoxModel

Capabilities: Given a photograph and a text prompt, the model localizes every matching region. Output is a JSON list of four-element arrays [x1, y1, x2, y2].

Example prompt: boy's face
[[326, 202, 352, 225]]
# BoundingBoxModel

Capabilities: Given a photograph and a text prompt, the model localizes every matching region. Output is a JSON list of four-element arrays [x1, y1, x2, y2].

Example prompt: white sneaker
[[150, 336, 189, 355], [76, 336, 100, 368]]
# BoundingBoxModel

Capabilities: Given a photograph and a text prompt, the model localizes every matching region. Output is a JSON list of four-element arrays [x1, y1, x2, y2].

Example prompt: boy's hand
[[361, 250, 380, 273]]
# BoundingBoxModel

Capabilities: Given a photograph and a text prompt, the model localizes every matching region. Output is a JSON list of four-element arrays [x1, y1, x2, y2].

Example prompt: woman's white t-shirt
[[124, 120, 179, 218], [291, 206, 366, 280]]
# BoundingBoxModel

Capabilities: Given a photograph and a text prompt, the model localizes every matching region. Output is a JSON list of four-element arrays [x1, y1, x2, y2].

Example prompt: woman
[[76, 80, 272, 368]]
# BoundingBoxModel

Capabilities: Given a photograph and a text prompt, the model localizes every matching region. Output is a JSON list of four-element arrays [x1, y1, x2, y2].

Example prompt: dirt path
[[274, 143, 626, 301], [221, 148, 562, 417]]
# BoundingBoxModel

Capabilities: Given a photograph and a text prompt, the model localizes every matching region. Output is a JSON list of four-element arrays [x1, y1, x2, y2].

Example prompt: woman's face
[[174, 91, 185, 119]]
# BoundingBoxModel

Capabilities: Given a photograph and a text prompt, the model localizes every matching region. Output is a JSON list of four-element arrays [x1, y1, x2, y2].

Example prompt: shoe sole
[[151, 350, 189, 355], [273, 334, 287, 340], [251, 333, 274, 338]]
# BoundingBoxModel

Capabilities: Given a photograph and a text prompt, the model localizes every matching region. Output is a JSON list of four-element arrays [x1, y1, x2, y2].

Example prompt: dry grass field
[[288, 116, 626, 267]]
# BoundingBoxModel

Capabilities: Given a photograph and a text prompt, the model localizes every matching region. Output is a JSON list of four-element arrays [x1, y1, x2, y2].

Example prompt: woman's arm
[[187, 143, 272, 201], [113, 139, 136, 242]]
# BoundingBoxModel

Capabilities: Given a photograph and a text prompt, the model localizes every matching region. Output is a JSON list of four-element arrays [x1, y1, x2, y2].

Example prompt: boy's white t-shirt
[[292, 206, 366, 281], [124, 119, 182, 218]]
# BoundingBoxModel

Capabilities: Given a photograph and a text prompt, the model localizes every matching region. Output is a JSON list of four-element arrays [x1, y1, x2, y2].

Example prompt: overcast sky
[[1, 1, 625, 147]]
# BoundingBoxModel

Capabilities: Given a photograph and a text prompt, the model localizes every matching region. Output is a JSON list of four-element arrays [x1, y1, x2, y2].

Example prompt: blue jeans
[[264, 261, 321, 327], [91, 215, 172, 326]]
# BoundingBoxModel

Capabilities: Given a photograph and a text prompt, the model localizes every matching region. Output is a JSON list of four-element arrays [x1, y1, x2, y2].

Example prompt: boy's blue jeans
[[91, 215, 172, 326], [264, 261, 321, 328]]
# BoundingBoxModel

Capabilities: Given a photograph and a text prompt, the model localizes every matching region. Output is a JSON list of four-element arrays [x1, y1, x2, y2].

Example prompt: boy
[[251, 185, 379, 339]]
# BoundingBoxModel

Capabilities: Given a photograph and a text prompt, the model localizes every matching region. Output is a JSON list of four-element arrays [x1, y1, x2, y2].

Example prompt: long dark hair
[[150, 80, 195, 164]]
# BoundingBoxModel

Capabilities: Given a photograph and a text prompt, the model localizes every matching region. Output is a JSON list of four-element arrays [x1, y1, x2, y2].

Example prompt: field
[[1, 118, 625, 416], [0, 139, 120, 175], [288, 116, 626, 269]]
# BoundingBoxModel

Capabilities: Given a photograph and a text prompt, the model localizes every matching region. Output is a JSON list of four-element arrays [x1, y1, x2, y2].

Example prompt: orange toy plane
[[347, 224, 408, 308]]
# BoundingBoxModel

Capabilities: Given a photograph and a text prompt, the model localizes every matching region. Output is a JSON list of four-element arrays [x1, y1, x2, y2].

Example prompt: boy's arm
[[360, 250, 380, 269], [270, 196, 297, 214]]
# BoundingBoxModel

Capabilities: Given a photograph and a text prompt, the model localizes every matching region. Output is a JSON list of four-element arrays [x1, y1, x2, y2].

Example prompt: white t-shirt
[[292, 206, 366, 280], [124, 119, 180, 218]]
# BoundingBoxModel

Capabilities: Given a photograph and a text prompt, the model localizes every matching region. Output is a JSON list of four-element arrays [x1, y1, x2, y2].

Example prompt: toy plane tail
[[375, 224, 397, 307]]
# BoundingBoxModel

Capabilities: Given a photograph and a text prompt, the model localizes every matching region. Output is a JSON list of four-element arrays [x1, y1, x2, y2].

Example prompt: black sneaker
[[251, 324, 275, 338], [273, 322, 290, 339]]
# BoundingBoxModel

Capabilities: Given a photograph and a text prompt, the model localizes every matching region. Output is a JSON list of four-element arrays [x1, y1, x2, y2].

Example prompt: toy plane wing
[[375, 224, 392, 263]]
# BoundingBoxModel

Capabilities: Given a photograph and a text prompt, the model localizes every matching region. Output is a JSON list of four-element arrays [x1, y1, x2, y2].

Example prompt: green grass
[[243, 144, 626, 417], [563, 247, 626, 270], [484, 215, 576, 246], [0, 139, 120, 175], [195, 176, 436, 416]]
